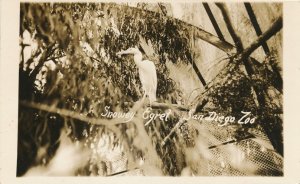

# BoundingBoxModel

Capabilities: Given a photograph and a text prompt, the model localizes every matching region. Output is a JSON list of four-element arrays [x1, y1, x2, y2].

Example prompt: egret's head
[[116, 46, 141, 56], [125, 47, 140, 54]]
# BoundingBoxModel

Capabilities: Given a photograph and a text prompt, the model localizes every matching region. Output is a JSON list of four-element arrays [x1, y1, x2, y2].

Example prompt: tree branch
[[244, 3, 270, 54], [203, 3, 225, 42], [150, 102, 189, 111], [19, 100, 136, 127], [239, 17, 283, 60], [216, 3, 244, 52]]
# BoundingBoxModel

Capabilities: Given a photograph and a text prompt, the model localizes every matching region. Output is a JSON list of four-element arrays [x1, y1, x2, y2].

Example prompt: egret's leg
[[141, 90, 146, 104]]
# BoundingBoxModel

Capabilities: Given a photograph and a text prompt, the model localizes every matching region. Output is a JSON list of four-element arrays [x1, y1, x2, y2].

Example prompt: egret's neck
[[133, 52, 143, 67]]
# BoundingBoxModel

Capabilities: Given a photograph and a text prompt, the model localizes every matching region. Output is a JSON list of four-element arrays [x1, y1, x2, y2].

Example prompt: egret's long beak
[[116, 50, 124, 56], [117, 49, 133, 56], [117, 48, 133, 55]]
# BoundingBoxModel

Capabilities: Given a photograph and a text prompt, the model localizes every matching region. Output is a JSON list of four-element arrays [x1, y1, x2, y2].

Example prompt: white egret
[[116, 47, 157, 104]]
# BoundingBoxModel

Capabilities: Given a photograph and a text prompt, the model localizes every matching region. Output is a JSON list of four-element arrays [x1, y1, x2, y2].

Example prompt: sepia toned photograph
[[17, 2, 283, 177]]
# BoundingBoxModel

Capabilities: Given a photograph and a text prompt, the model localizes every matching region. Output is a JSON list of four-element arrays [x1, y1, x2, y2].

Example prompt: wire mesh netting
[[80, 115, 282, 176]]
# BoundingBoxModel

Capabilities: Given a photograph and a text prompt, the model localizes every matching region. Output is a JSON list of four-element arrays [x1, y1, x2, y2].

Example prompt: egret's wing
[[139, 60, 157, 102], [139, 69, 147, 92], [151, 63, 157, 94]]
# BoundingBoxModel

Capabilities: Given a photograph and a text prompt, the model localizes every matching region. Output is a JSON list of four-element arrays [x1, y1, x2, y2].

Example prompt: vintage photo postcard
[[1, 0, 300, 184]]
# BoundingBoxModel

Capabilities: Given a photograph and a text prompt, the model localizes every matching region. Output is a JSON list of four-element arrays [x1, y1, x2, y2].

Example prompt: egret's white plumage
[[117, 47, 157, 104]]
